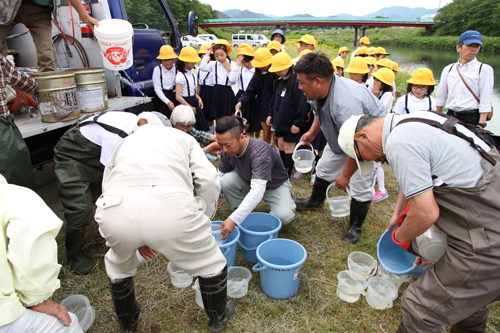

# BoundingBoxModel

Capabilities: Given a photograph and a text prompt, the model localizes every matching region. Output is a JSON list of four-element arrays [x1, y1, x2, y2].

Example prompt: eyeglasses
[[177, 123, 193, 130], [354, 140, 364, 162], [412, 85, 429, 91]]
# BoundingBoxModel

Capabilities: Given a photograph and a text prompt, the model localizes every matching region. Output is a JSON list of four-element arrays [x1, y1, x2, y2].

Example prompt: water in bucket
[[376, 264, 411, 290], [167, 262, 193, 288], [212, 220, 239, 267], [326, 183, 350, 217], [366, 277, 398, 310], [292, 142, 315, 173], [94, 19, 134, 71], [227, 266, 252, 298], [348, 252, 377, 279], [336, 270, 367, 303]]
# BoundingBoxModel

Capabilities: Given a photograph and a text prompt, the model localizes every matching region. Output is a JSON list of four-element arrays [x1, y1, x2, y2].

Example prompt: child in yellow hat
[[331, 58, 344, 77], [197, 44, 216, 133], [393, 68, 437, 114], [344, 57, 370, 85], [153, 45, 178, 118], [337, 47, 349, 60], [267, 41, 282, 56], [293, 34, 316, 63], [266, 52, 309, 178]]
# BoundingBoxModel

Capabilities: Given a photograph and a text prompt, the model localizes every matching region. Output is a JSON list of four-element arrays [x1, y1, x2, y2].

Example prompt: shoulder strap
[[456, 64, 480, 103], [79, 111, 130, 138], [404, 94, 410, 114], [182, 72, 191, 97], [428, 96, 432, 111], [158, 65, 164, 90]]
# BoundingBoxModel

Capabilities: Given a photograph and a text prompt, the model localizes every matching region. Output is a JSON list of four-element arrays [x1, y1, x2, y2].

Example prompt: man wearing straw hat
[[337, 111, 500, 333]]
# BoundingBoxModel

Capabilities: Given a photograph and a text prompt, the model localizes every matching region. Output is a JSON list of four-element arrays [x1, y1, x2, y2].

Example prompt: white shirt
[[79, 111, 138, 165], [393, 93, 436, 114], [350, 47, 360, 60], [379, 91, 394, 113], [197, 67, 214, 86], [292, 56, 300, 64], [336, 55, 343, 60], [436, 58, 494, 113], [153, 64, 176, 105], [229, 66, 255, 91], [366, 76, 374, 92], [175, 70, 197, 97], [199, 57, 238, 86]]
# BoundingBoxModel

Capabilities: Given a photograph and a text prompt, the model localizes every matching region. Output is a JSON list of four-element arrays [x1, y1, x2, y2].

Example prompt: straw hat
[[371, 68, 395, 86], [359, 36, 371, 44], [157, 45, 178, 60], [344, 57, 370, 74], [299, 34, 316, 45], [355, 46, 368, 56], [374, 47, 390, 55], [267, 41, 281, 52], [214, 39, 232, 54], [365, 56, 377, 65], [407, 68, 436, 86], [238, 44, 255, 56], [269, 52, 294, 73], [252, 48, 273, 67], [375, 58, 393, 69], [331, 58, 344, 69], [178, 46, 201, 62], [338, 46, 349, 54], [390, 61, 403, 72], [299, 49, 313, 59]]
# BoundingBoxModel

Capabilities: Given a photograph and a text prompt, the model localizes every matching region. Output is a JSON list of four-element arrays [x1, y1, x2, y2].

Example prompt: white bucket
[[192, 278, 204, 309], [336, 270, 367, 303], [227, 266, 252, 298], [94, 19, 134, 71], [292, 141, 315, 173], [366, 276, 398, 310], [60, 295, 95, 332], [348, 251, 377, 280], [376, 264, 411, 290], [167, 262, 193, 288], [326, 182, 351, 217]]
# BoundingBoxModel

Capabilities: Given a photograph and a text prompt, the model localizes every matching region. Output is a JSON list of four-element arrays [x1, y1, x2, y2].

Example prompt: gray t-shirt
[[218, 137, 288, 190], [383, 112, 487, 198]]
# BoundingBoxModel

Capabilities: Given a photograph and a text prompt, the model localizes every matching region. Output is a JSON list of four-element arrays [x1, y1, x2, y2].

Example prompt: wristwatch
[[478, 122, 487, 128]]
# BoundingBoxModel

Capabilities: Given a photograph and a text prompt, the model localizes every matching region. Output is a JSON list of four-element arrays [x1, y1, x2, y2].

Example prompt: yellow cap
[[407, 68, 436, 86], [269, 52, 294, 73], [375, 58, 392, 69], [299, 34, 316, 45], [338, 46, 349, 54], [251, 48, 273, 68], [198, 43, 211, 55], [367, 47, 375, 55], [359, 36, 371, 44], [365, 56, 377, 65], [299, 49, 313, 59], [331, 58, 344, 69], [344, 57, 370, 74], [238, 44, 255, 56], [156, 45, 178, 60], [390, 61, 403, 72], [374, 46, 390, 55], [267, 41, 281, 52], [178, 46, 201, 63], [214, 39, 232, 54], [371, 68, 395, 86], [355, 46, 368, 56]]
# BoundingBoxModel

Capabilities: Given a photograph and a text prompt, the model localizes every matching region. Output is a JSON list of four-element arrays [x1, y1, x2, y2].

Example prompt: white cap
[[133, 112, 165, 132], [338, 115, 374, 176]]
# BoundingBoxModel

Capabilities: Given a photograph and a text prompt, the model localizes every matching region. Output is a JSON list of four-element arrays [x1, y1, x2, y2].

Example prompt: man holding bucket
[[338, 111, 500, 333], [293, 52, 387, 244]]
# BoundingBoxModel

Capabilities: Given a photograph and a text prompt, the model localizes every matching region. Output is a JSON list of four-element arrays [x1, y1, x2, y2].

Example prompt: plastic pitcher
[[291, 141, 315, 173], [167, 262, 193, 288], [326, 182, 350, 217], [336, 270, 367, 303], [227, 266, 252, 298], [212, 220, 240, 267], [365, 277, 398, 310], [94, 19, 134, 71], [348, 252, 377, 279], [376, 264, 411, 290], [238, 213, 282, 264], [411, 225, 447, 261], [60, 295, 95, 332]]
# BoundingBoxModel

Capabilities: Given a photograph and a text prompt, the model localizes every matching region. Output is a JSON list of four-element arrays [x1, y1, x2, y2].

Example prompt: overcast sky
[[202, 0, 453, 17]]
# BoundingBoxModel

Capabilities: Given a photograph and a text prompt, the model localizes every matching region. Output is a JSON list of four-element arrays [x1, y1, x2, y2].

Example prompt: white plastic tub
[[227, 266, 252, 298], [167, 262, 193, 288]]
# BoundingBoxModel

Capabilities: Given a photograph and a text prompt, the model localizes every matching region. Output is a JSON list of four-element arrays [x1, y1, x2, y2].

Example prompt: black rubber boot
[[294, 176, 331, 210], [66, 228, 93, 275], [343, 198, 371, 244], [199, 266, 237, 333], [284, 153, 294, 179], [109, 277, 141, 333]]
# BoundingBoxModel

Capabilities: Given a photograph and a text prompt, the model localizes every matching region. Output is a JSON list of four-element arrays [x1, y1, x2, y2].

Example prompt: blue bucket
[[252, 239, 307, 300], [212, 221, 240, 267], [238, 213, 282, 264], [377, 226, 428, 276]]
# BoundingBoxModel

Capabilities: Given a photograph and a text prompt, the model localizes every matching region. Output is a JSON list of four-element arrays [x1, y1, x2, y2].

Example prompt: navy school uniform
[[234, 67, 261, 132], [197, 67, 214, 121], [153, 64, 178, 119], [238, 71, 274, 125], [269, 73, 309, 142], [176, 70, 209, 132]]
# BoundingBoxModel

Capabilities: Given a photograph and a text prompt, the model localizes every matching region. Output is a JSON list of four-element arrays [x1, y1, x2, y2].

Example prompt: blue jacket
[[269, 74, 308, 132]]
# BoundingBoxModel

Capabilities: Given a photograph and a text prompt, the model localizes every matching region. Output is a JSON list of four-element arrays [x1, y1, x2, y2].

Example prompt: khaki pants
[[95, 185, 227, 282], [0, 0, 55, 72]]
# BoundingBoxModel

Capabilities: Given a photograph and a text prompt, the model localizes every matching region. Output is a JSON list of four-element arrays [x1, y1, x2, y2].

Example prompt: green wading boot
[[66, 228, 93, 275]]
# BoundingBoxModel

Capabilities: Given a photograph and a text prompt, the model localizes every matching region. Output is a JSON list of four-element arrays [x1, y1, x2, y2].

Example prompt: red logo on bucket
[[104, 47, 129, 65]]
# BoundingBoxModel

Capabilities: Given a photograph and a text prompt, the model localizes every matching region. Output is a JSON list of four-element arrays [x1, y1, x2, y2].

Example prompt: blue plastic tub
[[212, 221, 240, 267], [238, 213, 282, 264], [377, 226, 428, 276], [253, 238, 307, 300]]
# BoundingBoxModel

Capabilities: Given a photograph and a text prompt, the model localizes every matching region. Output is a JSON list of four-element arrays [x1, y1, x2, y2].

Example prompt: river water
[[383, 45, 500, 135]]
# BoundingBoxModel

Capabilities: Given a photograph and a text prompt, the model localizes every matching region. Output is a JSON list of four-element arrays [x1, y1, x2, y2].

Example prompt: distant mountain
[[234, 10, 268, 19], [215, 10, 230, 19], [286, 13, 315, 18], [334, 14, 356, 18], [223, 9, 244, 18]]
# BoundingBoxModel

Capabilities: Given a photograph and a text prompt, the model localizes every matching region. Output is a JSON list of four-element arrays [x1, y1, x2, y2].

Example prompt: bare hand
[[29, 299, 72, 327], [198, 97, 204, 110], [300, 131, 315, 145], [220, 218, 236, 240], [167, 101, 175, 110], [386, 213, 399, 232], [266, 116, 272, 127], [222, 60, 231, 72], [414, 256, 434, 267], [191, 106, 197, 115], [335, 173, 350, 192], [290, 124, 300, 134], [235, 102, 242, 111], [206, 47, 212, 56], [236, 54, 244, 66], [138, 246, 157, 260]]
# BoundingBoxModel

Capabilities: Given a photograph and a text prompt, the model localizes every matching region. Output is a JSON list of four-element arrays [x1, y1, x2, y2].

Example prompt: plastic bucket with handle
[[291, 141, 315, 173], [94, 19, 134, 70], [326, 182, 351, 217], [237, 213, 282, 264], [212, 221, 240, 267]]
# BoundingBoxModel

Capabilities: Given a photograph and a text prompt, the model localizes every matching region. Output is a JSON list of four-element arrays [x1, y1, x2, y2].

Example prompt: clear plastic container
[[366, 277, 398, 310], [376, 264, 411, 290], [412, 225, 447, 261], [348, 252, 377, 279], [167, 262, 193, 288], [227, 266, 252, 298], [336, 270, 367, 303], [211, 224, 225, 245], [60, 295, 95, 332], [192, 278, 204, 309]]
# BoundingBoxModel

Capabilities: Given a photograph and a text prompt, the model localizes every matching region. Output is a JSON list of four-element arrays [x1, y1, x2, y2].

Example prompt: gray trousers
[[220, 171, 296, 225]]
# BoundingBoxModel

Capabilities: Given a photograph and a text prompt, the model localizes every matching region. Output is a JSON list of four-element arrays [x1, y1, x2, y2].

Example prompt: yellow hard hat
[[371, 68, 395, 86], [178, 46, 201, 63], [157, 45, 178, 60], [375, 58, 392, 69], [238, 44, 255, 56], [390, 61, 403, 72], [355, 46, 368, 56], [344, 57, 370, 74], [214, 39, 232, 54], [374, 46, 390, 55], [198, 43, 211, 54], [365, 56, 377, 65], [331, 58, 344, 69], [359, 36, 371, 44], [269, 52, 294, 73], [267, 41, 281, 52], [367, 47, 375, 55], [299, 49, 313, 59], [252, 48, 273, 67], [299, 34, 316, 45], [407, 68, 436, 86], [338, 46, 349, 54]]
